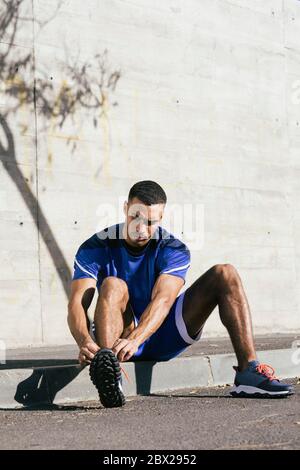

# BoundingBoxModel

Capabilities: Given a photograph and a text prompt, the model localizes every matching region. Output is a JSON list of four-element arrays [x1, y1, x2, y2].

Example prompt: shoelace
[[120, 365, 131, 383], [256, 363, 278, 381]]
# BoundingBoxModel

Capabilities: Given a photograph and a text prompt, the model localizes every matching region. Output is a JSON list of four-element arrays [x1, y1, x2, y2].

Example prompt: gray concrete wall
[[0, 0, 299, 348]]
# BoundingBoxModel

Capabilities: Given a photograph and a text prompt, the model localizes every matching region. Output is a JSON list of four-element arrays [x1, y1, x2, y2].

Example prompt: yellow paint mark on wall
[[47, 79, 82, 169], [8, 74, 31, 169]]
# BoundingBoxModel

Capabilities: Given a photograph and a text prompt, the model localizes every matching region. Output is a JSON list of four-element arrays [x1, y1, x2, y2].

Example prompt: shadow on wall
[[0, 0, 121, 297], [0, 115, 72, 296]]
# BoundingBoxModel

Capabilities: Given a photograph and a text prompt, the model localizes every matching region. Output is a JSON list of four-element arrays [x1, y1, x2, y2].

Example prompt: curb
[[0, 348, 299, 408]]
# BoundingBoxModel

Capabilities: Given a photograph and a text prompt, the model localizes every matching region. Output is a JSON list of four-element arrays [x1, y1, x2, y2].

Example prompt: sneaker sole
[[230, 384, 294, 398], [89, 349, 126, 408]]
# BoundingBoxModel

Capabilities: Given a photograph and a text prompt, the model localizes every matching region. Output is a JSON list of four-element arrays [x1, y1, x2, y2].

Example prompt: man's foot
[[230, 360, 294, 398], [89, 348, 126, 408]]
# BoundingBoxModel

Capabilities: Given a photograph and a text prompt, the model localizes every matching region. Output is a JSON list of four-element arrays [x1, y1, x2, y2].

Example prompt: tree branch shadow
[[0, 114, 72, 295], [0, 1, 122, 400], [0, 0, 121, 298]]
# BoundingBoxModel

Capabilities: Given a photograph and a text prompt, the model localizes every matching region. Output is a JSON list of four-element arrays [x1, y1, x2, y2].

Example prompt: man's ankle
[[237, 357, 257, 372]]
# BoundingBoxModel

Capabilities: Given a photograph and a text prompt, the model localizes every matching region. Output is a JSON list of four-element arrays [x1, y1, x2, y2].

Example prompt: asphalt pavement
[[0, 378, 299, 450]]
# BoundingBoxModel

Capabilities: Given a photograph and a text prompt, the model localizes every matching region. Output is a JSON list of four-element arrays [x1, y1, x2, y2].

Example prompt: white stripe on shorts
[[175, 291, 203, 345]]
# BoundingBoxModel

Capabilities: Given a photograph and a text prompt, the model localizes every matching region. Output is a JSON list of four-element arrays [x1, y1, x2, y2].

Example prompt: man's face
[[123, 197, 164, 247]]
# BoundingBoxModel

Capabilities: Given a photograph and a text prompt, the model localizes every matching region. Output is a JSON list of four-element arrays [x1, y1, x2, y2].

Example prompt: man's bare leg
[[93, 276, 135, 349], [182, 264, 256, 371], [90, 277, 136, 408]]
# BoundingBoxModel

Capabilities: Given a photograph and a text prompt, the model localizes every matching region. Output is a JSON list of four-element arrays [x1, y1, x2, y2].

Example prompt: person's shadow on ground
[[13, 366, 83, 408], [6, 359, 156, 409]]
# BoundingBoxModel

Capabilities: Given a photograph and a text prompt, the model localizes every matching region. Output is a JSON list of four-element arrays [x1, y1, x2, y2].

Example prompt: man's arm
[[113, 274, 184, 361], [67, 278, 100, 365]]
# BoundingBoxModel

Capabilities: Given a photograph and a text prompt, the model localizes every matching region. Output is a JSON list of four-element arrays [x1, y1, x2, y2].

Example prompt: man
[[68, 180, 293, 408]]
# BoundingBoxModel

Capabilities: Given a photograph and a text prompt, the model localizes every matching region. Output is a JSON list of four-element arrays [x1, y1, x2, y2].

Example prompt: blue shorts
[[91, 291, 204, 362]]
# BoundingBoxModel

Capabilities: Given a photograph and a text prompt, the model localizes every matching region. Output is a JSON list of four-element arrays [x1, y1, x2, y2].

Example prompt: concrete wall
[[0, 0, 300, 348]]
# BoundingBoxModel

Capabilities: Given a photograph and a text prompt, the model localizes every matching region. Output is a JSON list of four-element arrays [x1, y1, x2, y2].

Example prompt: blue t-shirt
[[72, 222, 190, 320]]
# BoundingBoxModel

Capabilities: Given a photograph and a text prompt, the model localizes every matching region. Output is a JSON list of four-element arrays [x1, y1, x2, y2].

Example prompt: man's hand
[[112, 338, 140, 362], [78, 339, 100, 365]]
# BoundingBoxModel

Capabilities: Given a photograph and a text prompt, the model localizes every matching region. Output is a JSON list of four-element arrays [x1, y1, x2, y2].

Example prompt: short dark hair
[[128, 180, 167, 205]]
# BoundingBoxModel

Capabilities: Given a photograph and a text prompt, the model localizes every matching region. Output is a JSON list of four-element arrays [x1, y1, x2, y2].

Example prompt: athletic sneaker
[[89, 348, 126, 408], [230, 360, 294, 398]]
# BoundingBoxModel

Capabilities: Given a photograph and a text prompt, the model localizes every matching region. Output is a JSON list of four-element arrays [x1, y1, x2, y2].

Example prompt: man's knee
[[100, 276, 129, 302], [212, 264, 240, 288]]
